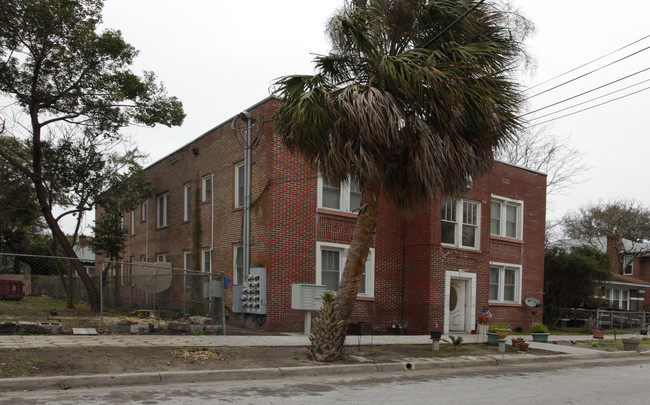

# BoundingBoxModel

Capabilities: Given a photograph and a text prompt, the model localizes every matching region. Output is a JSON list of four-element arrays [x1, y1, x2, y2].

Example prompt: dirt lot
[[0, 342, 544, 379]]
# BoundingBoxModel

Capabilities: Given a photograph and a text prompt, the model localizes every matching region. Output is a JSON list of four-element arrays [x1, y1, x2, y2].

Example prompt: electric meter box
[[291, 284, 326, 311], [232, 267, 267, 314]]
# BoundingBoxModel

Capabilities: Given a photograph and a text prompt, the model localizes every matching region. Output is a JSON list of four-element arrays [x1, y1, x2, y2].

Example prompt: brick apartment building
[[115, 96, 547, 334]]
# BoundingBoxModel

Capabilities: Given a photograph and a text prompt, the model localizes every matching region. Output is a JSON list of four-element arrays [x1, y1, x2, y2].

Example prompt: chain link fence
[[0, 253, 227, 330]]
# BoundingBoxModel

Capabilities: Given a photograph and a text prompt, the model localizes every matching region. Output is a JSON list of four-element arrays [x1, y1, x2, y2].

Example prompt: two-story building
[[113, 96, 547, 334]]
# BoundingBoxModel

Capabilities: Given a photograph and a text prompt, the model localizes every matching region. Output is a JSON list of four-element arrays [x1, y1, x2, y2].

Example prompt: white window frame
[[202, 249, 211, 273], [441, 198, 481, 249], [141, 201, 148, 222], [490, 195, 523, 240], [623, 255, 634, 275], [183, 183, 192, 222], [202, 176, 212, 202], [233, 244, 244, 285], [604, 287, 630, 310], [156, 254, 170, 263], [184, 251, 192, 288], [315, 241, 374, 298], [157, 193, 169, 228], [488, 262, 522, 304], [235, 162, 245, 208], [317, 175, 361, 213]]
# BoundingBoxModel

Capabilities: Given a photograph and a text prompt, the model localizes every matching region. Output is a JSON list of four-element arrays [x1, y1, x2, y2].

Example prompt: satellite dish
[[525, 297, 539, 308]]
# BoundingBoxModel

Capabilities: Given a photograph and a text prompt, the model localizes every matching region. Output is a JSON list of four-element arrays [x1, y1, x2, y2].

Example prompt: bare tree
[[562, 199, 650, 273], [496, 126, 589, 195]]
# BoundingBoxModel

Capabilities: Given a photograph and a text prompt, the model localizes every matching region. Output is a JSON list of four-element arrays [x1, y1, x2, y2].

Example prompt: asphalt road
[[2, 357, 649, 404]]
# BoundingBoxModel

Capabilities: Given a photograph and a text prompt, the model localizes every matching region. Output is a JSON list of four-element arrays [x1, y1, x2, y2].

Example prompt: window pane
[[441, 199, 456, 222], [489, 267, 500, 300], [349, 178, 361, 212], [441, 222, 456, 244], [204, 177, 212, 201], [463, 202, 477, 225], [462, 224, 476, 247], [235, 247, 243, 284], [237, 165, 245, 207], [322, 181, 341, 209], [358, 257, 367, 294], [185, 185, 191, 221], [321, 250, 340, 291], [203, 250, 211, 272], [504, 269, 516, 301], [490, 201, 501, 235], [506, 205, 518, 238]]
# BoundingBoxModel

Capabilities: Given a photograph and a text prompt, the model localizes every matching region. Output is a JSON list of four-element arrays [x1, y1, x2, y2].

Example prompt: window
[[234, 245, 244, 285], [202, 249, 211, 273], [235, 163, 245, 208], [120, 263, 125, 286], [318, 176, 361, 213], [316, 242, 374, 297], [130, 211, 135, 234], [604, 288, 630, 310], [202, 176, 212, 202], [441, 198, 480, 249], [489, 263, 521, 303], [490, 196, 523, 239], [141, 201, 148, 222], [157, 193, 169, 228], [623, 255, 634, 275], [184, 184, 192, 222], [156, 254, 170, 262], [184, 251, 192, 287]]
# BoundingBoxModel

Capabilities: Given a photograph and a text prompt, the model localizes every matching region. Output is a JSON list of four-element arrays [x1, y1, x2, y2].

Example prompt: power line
[[527, 85, 650, 128], [526, 44, 650, 100], [527, 77, 650, 122], [526, 33, 650, 91], [522, 66, 650, 118], [422, 0, 486, 49]]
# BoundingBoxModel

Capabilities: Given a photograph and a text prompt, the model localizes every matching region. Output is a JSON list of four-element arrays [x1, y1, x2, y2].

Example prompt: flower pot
[[593, 329, 605, 339], [518, 342, 529, 351], [430, 331, 442, 340], [486, 332, 498, 346], [531, 332, 549, 343], [512, 339, 525, 350], [496, 328, 510, 340], [622, 337, 642, 351]]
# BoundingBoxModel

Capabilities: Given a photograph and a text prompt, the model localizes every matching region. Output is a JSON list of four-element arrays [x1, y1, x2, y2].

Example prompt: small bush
[[530, 322, 549, 333], [488, 323, 509, 333]]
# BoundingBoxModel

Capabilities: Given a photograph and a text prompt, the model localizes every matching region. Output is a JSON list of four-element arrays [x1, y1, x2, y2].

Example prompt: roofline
[[493, 159, 547, 177], [145, 95, 280, 170]]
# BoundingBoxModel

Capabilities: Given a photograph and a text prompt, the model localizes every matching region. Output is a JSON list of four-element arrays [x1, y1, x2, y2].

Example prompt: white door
[[449, 280, 466, 331]]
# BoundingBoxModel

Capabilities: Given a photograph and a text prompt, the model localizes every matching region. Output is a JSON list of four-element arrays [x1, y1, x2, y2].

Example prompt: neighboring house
[[108, 96, 547, 334], [555, 237, 650, 311], [73, 235, 96, 277]]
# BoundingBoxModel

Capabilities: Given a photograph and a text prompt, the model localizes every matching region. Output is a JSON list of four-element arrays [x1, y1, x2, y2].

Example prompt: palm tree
[[274, 0, 532, 361]]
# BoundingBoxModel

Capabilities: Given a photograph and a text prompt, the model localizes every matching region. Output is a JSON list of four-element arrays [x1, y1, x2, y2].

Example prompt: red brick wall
[[113, 97, 547, 333]]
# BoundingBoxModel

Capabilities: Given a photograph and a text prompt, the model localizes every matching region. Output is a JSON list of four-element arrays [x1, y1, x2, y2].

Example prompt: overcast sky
[[94, 0, 650, 234]]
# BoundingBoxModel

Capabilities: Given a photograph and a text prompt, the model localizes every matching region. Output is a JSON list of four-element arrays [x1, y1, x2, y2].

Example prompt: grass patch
[[0, 354, 49, 378]]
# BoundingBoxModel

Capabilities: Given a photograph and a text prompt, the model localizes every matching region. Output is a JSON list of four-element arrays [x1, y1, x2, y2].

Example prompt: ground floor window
[[604, 288, 629, 310], [488, 263, 521, 304], [316, 242, 374, 297]]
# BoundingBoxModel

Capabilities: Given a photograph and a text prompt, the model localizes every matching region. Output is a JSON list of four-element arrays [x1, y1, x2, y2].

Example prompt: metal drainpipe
[[233, 111, 252, 282]]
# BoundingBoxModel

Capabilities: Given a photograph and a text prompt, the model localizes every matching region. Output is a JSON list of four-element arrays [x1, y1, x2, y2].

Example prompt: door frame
[[444, 270, 476, 334]]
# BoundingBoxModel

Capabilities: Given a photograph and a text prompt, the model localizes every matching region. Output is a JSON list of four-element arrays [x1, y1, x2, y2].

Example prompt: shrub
[[530, 322, 549, 333], [488, 323, 509, 333]]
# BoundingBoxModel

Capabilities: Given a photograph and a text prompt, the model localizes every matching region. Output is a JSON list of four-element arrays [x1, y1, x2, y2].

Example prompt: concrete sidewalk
[[1, 332, 646, 393]]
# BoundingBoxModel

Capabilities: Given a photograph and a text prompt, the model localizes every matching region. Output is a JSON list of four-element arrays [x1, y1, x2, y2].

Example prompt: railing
[[558, 307, 648, 330]]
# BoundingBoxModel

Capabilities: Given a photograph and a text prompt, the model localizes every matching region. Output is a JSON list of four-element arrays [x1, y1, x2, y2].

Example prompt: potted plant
[[593, 328, 605, 339], [622, 336, 642, 351], [430, 322, 442, 340], [487, 323, 509, 346], [512, 337, 526, 350], [518, 341, 530, 351], [530, 322, 549, 343]]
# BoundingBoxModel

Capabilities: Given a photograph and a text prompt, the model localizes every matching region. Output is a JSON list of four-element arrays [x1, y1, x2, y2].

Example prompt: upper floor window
[[316, 242, 374, 297], [235, 162, 245, 208], [490, 196, 523, 239], [141, 201, 148, 222], [202, 176, 212, 202], [489, 263, 521, 303], [441, 198, 480, 249], [157, 193, 169, 228], [318, 176, 361, 213], [623, 255, 634, 275], [156, 254, 170, 262], [130, 211, 135, 235], [184, 183, 192, 222]]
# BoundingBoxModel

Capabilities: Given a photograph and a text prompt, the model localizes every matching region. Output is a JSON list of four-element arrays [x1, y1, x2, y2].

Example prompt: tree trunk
[[309, 180, 381, 361]]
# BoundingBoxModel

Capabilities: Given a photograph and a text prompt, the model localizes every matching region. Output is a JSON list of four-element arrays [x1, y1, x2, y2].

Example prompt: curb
[[0, 350, 643, 393]]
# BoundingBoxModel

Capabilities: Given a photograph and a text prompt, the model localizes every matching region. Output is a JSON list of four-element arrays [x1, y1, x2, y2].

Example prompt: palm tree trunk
[[334, 180, 381, 341]]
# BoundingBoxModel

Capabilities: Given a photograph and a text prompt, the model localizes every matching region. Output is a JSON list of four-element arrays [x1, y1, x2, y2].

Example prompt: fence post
[[99, 260, 104, 333]]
